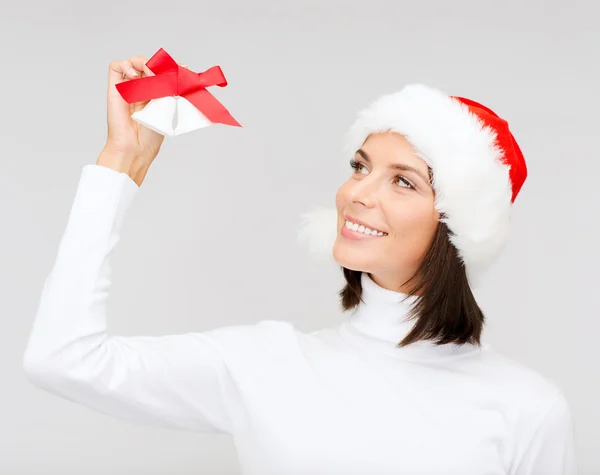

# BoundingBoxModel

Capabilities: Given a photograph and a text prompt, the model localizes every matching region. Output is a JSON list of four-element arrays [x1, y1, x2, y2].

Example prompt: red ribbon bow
[[115, 48, 241, 127]]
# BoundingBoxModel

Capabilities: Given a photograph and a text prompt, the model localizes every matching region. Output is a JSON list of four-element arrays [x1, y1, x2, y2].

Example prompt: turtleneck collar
[[349, 272, 419, 344], [339, 272, 489, 361]]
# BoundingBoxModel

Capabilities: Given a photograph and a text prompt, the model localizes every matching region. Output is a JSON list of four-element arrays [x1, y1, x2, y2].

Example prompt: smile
[[341, 219, 388, 240]]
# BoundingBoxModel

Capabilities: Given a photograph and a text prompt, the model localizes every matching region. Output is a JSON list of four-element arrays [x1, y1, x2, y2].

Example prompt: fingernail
[[130, 69, 139, 76]]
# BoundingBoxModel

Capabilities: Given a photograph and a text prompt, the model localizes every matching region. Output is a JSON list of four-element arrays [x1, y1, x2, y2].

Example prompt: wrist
[[96, 148, 147, 186]]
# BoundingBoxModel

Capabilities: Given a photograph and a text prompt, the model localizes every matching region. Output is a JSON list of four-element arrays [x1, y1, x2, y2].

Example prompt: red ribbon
[[115, 48, 241, 127]]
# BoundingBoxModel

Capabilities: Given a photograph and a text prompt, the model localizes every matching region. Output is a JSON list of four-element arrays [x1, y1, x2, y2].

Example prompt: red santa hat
[[297, 83, 528, 287]]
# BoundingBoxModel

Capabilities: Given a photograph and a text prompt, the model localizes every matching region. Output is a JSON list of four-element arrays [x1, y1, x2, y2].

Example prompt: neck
[[349, 272, 418, 344], [367, 271, 420, 296]]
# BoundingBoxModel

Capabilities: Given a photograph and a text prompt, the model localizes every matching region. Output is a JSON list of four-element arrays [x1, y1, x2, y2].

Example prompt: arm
[[22, 164, 244, 435], [512, 390, 578, 475]]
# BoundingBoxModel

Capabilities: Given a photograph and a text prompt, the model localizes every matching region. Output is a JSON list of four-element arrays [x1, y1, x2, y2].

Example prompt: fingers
[[127, 56, 188, 77], [108, 55, 191, 95], [109, 56, 189, 82], [128, 56, 153, 77], [108, 59, 140, 85]]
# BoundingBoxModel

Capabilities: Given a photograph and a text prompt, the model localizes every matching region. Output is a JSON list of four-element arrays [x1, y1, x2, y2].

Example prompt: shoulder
[[197, 319, 307, 361], [197, 319, 344, 369], [201, 319, 299, 344], [481, 346, 565, 405], [194, 320, 331, 390], [481, 347, 574, 440]]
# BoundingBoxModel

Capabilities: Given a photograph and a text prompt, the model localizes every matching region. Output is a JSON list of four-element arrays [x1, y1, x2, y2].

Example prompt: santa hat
[[297, 83, 528, 287]]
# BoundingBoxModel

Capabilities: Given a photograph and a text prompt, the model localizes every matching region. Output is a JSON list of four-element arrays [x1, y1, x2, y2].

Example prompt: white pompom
[[296, 206, 338, 262]]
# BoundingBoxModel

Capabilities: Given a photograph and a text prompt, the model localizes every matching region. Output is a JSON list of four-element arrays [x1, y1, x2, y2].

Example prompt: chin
[[332, 241, 374, 272]]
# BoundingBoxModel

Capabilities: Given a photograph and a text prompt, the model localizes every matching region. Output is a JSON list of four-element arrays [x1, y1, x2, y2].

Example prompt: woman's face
[[333, 132, 440, 293]]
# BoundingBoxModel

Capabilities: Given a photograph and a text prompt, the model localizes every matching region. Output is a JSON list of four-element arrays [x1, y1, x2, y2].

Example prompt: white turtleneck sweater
[[23, 164, 577, 475]]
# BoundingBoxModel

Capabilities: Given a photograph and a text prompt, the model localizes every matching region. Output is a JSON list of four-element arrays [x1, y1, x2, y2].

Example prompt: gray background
[[2, 0, 598, 473]]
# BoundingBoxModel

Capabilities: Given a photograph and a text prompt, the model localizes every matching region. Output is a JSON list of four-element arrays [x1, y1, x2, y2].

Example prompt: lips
[[344, 214, 386, 234]]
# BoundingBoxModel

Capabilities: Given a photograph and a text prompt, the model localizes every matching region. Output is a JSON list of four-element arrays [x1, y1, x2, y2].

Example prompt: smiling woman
[[300, 84, 528, 287], [300, 84, 529, 345], [294, 83, 575, 472], [23, 65, 575, 475]]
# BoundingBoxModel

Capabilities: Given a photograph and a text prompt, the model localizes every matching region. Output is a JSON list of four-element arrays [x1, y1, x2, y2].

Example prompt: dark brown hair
[[338, 216, 485, 348]]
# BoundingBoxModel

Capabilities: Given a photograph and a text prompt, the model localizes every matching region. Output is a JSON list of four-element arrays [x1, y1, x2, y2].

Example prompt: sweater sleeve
[[22, 164, 246, 435], [512, 390, 578, 475]]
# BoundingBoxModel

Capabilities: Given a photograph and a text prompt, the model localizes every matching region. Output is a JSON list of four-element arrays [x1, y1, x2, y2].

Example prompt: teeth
[[345, 220, 387, 236]]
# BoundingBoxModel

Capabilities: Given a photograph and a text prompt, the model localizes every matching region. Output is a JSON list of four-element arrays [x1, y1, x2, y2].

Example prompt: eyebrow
[[356, 149, 432, 187]]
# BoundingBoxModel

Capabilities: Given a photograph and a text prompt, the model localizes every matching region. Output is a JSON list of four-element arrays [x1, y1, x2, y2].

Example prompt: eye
[[349, 159, 415, 190], [394, 175, 415, 190], [349, 159, 367, 175]]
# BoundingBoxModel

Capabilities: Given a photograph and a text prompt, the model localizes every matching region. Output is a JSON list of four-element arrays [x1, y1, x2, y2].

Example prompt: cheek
[[389, 204, 438, 241], [335, 182, 351, 210]]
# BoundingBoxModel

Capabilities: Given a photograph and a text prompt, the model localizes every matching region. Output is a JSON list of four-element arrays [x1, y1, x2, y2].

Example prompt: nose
[[349, 176, 379, 209]]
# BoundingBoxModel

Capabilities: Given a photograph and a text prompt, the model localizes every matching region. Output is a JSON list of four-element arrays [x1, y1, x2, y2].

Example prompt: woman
[[23, 55, 577, 474]]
